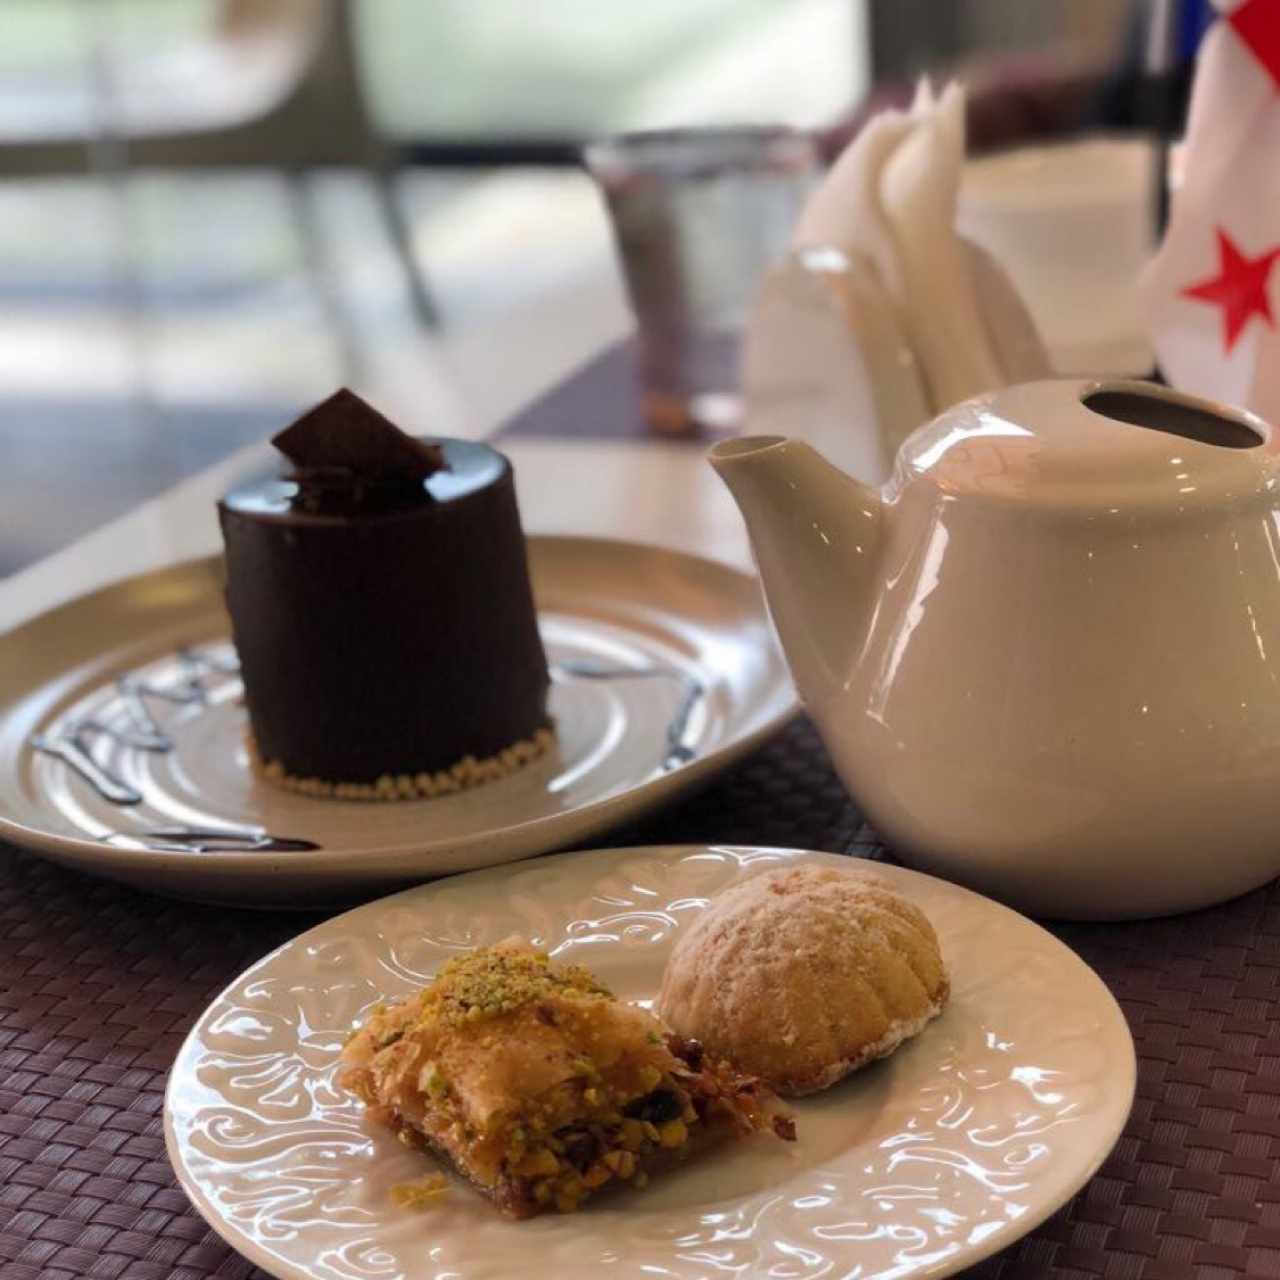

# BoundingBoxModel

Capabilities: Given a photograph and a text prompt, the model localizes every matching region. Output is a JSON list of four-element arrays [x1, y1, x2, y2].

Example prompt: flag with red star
[[1138, 0, 1280, 422]]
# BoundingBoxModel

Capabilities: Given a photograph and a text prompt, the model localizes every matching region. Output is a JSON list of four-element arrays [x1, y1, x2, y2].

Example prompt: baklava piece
[[339, 941, 793, 1217]]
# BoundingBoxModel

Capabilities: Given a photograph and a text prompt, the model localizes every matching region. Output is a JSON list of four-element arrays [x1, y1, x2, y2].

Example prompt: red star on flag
[[1230, 0, 1280, 91], [1181, 227, 1280, 352]]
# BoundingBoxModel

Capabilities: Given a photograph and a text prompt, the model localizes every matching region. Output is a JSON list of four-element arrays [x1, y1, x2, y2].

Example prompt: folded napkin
[[1138, 1, 1280, 423], [744, 81, 1048, 483]]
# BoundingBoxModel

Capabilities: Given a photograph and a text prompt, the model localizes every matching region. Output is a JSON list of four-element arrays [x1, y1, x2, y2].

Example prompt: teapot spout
[[709, 435, 883, 707]]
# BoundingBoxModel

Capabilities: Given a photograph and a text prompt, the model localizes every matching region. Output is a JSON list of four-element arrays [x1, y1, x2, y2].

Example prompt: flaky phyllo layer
[[339, 942, 794, 1217]]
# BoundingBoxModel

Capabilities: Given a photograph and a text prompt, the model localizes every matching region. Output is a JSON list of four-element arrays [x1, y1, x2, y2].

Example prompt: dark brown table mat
[[3, 714, 1280, 1279]]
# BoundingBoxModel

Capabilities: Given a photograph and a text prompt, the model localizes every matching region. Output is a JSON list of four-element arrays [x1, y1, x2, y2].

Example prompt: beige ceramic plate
[[0, 538, 795, 905], [165, 845, 1136, 1280]]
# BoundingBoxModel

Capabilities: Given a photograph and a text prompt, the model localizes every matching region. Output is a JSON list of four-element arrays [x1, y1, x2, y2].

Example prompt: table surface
[[3, 346, 1280, 1280], [0, 165, 633, 580]]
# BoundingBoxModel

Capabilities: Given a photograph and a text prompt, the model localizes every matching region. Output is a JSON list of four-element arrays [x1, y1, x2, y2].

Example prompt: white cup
[[957, 136, 1157, 378]]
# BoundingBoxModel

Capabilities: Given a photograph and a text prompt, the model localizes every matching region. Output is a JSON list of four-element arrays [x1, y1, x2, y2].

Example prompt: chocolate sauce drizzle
[[31, 646, 318, 853], [103, 827, 320, 854], [32, 648, 237, 804], [552, 660, 705, 771], [31, 648, 704, 854]]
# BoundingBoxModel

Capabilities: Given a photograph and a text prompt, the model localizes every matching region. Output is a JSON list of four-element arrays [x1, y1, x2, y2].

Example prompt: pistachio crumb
[[413, 945, 613, 1029], [248, 724, 554, 802], [390, 1172, 448, 1209]]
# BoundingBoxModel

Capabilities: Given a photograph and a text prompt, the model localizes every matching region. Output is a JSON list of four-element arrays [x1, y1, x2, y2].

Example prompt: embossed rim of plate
[[0, 539, 796, 901], [164, 844, 1137, 1280]]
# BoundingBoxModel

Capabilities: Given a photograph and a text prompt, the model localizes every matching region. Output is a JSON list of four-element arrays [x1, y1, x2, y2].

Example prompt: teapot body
[[819, 471, 1280, 918], [716, 378, 1280, 919]]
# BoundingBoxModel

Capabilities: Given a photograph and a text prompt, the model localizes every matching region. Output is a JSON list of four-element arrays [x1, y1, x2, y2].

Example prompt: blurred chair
[[0, 0, 435, 326], [0, 1, 325, 148]]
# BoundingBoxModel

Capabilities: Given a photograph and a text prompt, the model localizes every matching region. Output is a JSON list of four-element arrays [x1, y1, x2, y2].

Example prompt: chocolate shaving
[[272, 388, 445, 484]]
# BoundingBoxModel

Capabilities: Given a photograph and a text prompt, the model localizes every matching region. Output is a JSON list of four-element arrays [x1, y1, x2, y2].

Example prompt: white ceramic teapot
[[711, 378, 1280, 919]]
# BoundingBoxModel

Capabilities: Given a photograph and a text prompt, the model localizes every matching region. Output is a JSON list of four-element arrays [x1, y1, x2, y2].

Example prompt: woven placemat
[[2, 716, 1278, 1279]]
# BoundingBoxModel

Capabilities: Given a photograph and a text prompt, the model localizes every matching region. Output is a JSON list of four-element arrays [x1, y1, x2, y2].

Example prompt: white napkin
[[1138, 1, 1280, 423], [745, 81, 1048, 484]]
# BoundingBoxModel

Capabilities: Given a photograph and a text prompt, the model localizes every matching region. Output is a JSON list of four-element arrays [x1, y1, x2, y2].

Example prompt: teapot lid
[[897, 378, 1278, 507]]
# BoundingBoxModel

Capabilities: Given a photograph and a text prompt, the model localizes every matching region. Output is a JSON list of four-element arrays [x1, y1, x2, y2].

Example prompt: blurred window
[[355, 0, 868, 140], [0, 1, 217, 139], [0, 1, 868, 147]]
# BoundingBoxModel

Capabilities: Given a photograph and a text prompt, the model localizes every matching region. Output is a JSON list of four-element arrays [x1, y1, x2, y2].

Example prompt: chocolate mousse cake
[[218, 389, 552, 800]]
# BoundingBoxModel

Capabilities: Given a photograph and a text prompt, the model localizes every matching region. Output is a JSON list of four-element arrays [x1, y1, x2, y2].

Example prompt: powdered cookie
[[657, 863, 948, 1096]]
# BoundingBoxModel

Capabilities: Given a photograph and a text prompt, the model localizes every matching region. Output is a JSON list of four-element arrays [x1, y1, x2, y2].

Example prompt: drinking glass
[[586, 126, 820, 435]]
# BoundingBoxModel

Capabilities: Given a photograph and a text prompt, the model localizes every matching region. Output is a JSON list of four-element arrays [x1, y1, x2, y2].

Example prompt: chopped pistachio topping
[[416, 947, 612, 1028], [391, 1172, 448, 1208], [417, 1061, 449, 1098]]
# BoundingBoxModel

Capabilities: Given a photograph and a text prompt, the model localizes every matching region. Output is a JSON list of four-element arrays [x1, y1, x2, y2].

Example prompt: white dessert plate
[[165, 844, 1136, 1280], [0, 538, 795, 905]]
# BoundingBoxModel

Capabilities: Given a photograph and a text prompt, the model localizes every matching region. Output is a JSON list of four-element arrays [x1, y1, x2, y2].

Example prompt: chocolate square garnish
[[272, 389, 445, 483]]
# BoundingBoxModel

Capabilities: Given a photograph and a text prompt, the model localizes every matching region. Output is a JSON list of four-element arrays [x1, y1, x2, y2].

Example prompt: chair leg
[[373, 165, 439, 330], [285, 169, 366, 387]]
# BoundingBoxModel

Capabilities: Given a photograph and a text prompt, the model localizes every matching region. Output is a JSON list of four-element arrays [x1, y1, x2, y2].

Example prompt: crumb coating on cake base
[[248, 725, 555, 801]]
